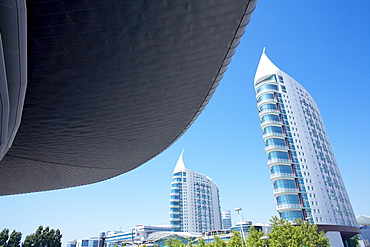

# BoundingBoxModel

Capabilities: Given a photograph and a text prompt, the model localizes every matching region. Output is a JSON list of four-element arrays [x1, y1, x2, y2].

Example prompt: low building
[[104, 225, 171, 246]]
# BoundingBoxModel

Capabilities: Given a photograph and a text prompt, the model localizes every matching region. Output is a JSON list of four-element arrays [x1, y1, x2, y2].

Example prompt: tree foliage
[[227, 231, 244, 247], [246, 226, 264, 247], [164, 238, 186, 247], [252, 216, 330, 247], [23, 226, 62, 247], [0, 229, 22, 247]]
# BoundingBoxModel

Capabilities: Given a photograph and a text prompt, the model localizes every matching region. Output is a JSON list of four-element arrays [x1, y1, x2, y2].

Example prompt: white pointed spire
[[254, 48, 281, 83], [173, 149, 186, 174]]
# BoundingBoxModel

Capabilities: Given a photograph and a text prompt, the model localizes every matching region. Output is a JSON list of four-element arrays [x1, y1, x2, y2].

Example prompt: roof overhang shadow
[[0, 0, 258, 195]]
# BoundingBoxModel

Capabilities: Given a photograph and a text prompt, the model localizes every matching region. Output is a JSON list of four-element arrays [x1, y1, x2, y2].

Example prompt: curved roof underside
[[0, 0, 257, 196]]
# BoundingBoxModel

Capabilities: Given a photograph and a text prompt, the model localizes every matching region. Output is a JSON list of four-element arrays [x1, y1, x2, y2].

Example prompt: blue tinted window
[[277, 194, 300, 205], [170, 201, 179, 205], [281, 211, 303, 221], [170, 214, 180, 218], [257, 93, 275, 102], [261, 114, 280, 123], [263, 126, 283, 134], [171, 195, 179, 199], [271, 165, 292, 174], [268, 151, 289, 160], [266, 138, 286, 147], [259, 103, 277, 112], [256, 84, 278, 93], [274, 179, 297, 189]]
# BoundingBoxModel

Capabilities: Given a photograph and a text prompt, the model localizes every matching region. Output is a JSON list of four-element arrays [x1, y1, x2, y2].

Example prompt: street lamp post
[[131, 228, 134, 246], [235, 208, 247, 246]]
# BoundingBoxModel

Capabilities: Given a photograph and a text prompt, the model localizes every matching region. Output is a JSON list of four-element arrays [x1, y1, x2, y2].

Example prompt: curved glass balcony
[[270, 172, 296, 181], [273, 187, 300, 196], [265, 144, 290, 153], [257, 98, 278, 108], [260, 120, 284, 129], [268, 158, 296, 166], [263, 132, 287, 139], [259, 108, 281, 115], [277, 203, 305, 212]]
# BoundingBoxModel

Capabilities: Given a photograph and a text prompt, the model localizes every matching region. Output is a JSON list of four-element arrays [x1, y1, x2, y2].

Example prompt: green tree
[[6, 231, 22, 247], [196, 238, 207, 247], [164, 238, 186, 247], [212, 236, 226, 247], [0, 229, 9, 246], [227, 231, 244, 247], [266, 216, 329, 247], [23, 226, 62, 247], [0, 229, 22, 247], [246, 226, 264, 247]]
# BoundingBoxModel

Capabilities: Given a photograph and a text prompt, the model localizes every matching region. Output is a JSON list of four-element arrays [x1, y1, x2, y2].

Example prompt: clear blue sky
[[1, 1, 369, 246]]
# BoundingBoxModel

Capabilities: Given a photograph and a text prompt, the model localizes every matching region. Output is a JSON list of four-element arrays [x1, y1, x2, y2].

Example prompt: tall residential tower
[[169, 151, 222, 233], [254, 50, 359, 246]]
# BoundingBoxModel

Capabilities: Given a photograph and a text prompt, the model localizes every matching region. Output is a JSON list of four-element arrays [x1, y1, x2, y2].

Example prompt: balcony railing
[[270, 172, 295, 179], [257, 99, 278, 108], [274, 188, 300, 194], [256, 88, 279, 97], [265, 144, 289, 152], [260, 120, 283, 127], [277, 203, 304, 210], [263, 132, 286, 138], [268, 158, 292, 165], [259, 109, 281, 115]]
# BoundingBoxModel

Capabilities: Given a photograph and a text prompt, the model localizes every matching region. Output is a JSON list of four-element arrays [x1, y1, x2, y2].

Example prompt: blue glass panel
[[261, 114, 280, 123], [256, 84, 279, 93], [266, 138, 286, 147], [263, 126, 283, 134], [259, 103, 278, 112], [274, 179, 297, 189], [277, 194, 300, 205], [268, 151, 289, 160], [257, 93, 275, 102], [271, 165, 292, 174], [281, 211, 303, 221]]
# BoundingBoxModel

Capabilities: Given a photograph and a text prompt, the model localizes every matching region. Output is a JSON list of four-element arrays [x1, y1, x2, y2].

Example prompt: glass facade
[[255, 72, 310, 222]]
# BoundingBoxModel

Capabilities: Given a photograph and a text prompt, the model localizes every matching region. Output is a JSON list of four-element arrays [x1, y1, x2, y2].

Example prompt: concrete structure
[[253, 50, 360, 245], [169, 150, 222, 232], [221, 210, 232, 230], [0, 0, 257, 196], [357, 215, 370, 247], [103, 225, 171, 246]]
